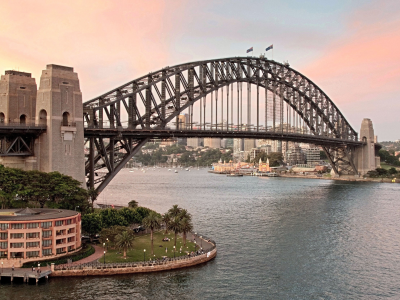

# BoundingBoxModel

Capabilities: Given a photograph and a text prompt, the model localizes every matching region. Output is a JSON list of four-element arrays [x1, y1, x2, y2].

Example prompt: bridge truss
[[83, 57, 362, 192]]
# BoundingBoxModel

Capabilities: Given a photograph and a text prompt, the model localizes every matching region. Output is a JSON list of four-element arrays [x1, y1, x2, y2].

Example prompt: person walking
[[11, 265, 14, 271]]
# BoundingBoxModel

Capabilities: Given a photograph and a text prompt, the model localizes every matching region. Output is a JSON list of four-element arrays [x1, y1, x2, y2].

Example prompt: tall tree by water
[[168, 216, 182, 248], [142, 211, 162, 255], [115, 231, 135, 259]]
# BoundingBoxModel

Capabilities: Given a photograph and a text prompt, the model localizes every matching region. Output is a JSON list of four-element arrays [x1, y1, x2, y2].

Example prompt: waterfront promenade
[[50, 233, 216, 277]]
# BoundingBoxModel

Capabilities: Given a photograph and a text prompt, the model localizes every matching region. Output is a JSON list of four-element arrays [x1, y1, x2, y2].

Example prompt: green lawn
[[103, 231, 197, 263], [380, 162, 400, 171]]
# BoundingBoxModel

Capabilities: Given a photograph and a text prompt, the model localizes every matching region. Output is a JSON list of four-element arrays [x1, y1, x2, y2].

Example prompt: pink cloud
[[302, 1, 400, 107], [0, 0, 185, 99]]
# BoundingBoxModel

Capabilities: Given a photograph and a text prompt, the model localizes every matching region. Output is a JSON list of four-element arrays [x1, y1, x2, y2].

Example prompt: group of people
[[31, 266, 41, 274]]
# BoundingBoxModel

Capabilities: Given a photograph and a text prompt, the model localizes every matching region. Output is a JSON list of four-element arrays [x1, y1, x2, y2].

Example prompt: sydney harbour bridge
[[0, 57, 378, 193]]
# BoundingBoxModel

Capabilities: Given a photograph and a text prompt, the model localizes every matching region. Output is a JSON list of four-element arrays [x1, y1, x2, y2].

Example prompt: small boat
[[168, 169, 171, 171], [129, 170, 134, 173], [267, 172, 279, 177], [227, 173, 243, 177], [185, 168, 189, 171], [174, 170, 178, 173]]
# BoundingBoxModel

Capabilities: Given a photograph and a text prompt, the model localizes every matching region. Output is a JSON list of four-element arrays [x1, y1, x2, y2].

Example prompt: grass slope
[[103, 231, 197, 263]]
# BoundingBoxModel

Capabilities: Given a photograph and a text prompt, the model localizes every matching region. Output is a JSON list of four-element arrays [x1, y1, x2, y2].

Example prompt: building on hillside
[[244, 139, 256, 152], [304, 147, 321, 165], [271, 140, 282, 153], [286, 145, 306, 166], [0, 208, 81, 267], [177, 114, 189, 129], [233, 139, 244, 154], [187, 137, 202, 148], [160, 139, 177, 147], [250, 148, 265, 161], [204, 138, 221, 148]]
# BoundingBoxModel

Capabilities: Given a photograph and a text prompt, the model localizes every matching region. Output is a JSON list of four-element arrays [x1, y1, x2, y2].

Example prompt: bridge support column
[[35, 64, 85, 185], [354, 118, 378, 176]]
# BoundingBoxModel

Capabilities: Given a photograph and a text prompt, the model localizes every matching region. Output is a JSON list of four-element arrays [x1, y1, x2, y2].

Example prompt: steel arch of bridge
[[83, 57, 361, 192]]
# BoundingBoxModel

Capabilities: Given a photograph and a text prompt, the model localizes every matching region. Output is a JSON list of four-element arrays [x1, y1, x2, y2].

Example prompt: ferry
[[227, 173, 243, 177], [267, 172, 279, 177]]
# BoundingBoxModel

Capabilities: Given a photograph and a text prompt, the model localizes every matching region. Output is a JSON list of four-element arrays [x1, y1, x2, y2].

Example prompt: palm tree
[[168, 216, 182, 247], [142, 212, 161, 255], [115, 231, 135, 258], [180, 217, 193, 247], [179, 209, 192, 221], [168, 204, 181, 218], [162, 213, 171, 234]]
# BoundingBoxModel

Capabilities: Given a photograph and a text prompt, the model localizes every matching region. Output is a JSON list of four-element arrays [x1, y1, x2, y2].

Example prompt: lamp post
[[1, 261, 3, 272], [103, 251, 106, 264], [144, 249, 146, 261], [38, 263, 40, 271], [106, 238, 109, 251], [194, 241, 196, 253], [173, 246, 175, 258], [75, 206, 79, 211]]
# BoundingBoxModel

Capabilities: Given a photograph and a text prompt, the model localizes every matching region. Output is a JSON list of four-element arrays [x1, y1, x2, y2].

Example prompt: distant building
[[286, 145, 306, 166], [244, 139, 256, 152], [249, 148, 265, 161], [304, 147, 321, 165], [187, 137, 202, 148], [204, 138, 221, 148]]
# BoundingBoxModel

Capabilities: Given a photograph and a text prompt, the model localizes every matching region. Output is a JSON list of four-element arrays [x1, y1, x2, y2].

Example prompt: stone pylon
[[35, 65, 85, 184], [354, 118, 378, 175]]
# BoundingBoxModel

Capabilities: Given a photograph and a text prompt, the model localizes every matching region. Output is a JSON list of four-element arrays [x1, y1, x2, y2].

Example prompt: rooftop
[[0, 208, 78, 221]]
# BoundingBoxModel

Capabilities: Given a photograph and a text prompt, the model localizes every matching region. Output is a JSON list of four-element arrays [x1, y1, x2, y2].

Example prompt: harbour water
[[1, 168, 400, 299]]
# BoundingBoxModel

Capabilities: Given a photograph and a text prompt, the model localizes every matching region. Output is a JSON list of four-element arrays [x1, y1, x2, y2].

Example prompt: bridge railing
[[0, 122, 47, 129]]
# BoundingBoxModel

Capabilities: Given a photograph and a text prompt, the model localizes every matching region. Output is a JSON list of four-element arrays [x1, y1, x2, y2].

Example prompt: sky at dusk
[[1, 0, 399, 140]]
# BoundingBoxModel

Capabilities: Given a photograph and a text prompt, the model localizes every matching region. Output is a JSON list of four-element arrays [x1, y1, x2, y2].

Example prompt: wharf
[[0, 268, 51, 284]]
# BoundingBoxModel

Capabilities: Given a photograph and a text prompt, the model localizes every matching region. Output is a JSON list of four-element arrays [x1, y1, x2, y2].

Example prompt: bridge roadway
[[83, 128, 364, 147], [0, 123, 46, 136]]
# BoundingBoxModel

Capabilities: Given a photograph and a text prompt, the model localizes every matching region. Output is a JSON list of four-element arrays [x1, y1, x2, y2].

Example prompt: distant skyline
[[1, 0, 399, 140]]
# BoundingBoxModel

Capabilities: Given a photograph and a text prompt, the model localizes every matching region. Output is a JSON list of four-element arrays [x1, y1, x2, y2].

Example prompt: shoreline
[[209, 170, 399, 183], [50, 234, 216, 277]]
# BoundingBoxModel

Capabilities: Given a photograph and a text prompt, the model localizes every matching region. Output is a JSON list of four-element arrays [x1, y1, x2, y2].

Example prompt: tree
[[118, 207, 142, 225], [99, 225, 129, 248], [162, 213, 171, 234], [168, 204, 181, 218], [81, 213, 102, 241], [87, 188, 98, 212], [100, 208, 129, 228], [389, 167, 398, 175], [128, 200, 139, 209], [180, 217, 193, 247], [178, 209, 192, 247], [168, 216, 182, 248], [142, 211, 162, 255], [115, 231, 135, 258]]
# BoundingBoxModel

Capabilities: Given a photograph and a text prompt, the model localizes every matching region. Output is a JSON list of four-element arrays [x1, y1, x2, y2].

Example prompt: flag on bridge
[[246, 47, 253, 53], [265, 44, 273, 52]]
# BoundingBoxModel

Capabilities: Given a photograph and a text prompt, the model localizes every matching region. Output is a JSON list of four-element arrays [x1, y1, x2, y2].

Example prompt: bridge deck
[[0, 124, 47, 136], [84, 128, 363, 147]]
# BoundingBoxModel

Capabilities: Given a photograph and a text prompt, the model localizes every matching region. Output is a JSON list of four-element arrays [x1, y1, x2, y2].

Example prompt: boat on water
[[267, 172, 279, 177], [227, 173, 243, 177], [185, 168, 189, 171], [174, 170, 178, 173], [168, 169, 171, 171]]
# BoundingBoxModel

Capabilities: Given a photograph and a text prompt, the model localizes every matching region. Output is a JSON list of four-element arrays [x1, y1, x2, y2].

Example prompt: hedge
[[22, 244, 95, 268]]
